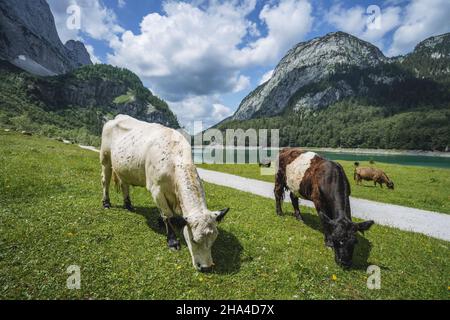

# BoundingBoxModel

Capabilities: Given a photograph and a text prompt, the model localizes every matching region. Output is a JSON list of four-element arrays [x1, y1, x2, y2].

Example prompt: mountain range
[[218, 31, 450, 151]]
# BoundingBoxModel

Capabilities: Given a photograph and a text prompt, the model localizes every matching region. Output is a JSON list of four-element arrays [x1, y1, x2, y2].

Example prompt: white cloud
[[237, 0, 314, 65], [117, 0, 126, 9], [47, 0, 123, 43], [388, 0, 450, 56], [326, 4, 401, 50], [108, 0, 259, 100], [85, 44, 102, 64], [259, 69, 274, 85], [168, 95, 233, 132]]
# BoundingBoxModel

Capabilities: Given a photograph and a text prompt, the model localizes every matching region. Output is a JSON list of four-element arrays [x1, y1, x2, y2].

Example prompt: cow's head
[[387, 180, 394, 189], [182, 208, 229, 272], [320, 213, 374, 268]]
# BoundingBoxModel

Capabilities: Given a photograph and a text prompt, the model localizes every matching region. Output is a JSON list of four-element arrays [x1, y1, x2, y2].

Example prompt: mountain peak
[[233, 31, 387, 121], [0, 0, 92, 75], [65, 40, 93, 67]]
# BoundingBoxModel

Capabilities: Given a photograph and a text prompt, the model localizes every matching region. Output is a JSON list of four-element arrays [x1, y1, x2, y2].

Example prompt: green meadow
[[0, 131, 448, 299]]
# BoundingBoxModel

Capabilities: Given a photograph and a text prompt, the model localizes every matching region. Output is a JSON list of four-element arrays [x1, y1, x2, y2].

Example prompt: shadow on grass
[[133, 206, 243, 274], [288, 207, 374, 270]]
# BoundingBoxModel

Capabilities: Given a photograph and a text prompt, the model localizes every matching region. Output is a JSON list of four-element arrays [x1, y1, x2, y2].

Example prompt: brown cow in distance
[[274, 148, 374, 268], [354, 162, 394, 189]]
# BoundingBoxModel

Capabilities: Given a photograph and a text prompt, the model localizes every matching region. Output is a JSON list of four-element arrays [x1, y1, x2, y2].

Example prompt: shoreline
[[193, 145, 450, 158], [306, 147, 450, 158]]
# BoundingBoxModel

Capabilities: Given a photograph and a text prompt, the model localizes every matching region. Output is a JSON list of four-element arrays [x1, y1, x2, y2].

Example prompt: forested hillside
[[0, 61, 179, 146]]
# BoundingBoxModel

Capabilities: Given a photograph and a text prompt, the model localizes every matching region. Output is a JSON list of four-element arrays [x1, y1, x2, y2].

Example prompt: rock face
[[65, 40, 93, 68], [23, 63, 179, 128], [0, 0, 92, 75], [232, 32, 387, 120], [231, 31, 450, 121]]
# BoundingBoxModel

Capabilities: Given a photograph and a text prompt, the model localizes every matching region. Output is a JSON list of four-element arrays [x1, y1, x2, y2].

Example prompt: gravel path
[[198, 168, 450, 242]]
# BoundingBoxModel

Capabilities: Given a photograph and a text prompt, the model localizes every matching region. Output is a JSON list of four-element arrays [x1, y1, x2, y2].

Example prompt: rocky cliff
[[232, 32, 388, 120], [0, 0, 92, 76]]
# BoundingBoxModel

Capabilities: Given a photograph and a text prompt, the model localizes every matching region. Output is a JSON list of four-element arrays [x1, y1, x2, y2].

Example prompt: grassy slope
[[198, 162, 450, 215], [0, 132, 449, 299]]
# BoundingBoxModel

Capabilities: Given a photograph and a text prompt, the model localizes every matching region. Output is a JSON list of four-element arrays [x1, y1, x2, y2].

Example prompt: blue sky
[[46, 0, 450, 131]]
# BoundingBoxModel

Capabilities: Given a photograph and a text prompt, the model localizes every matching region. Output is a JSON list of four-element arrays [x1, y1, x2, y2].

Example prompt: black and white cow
[[275, 148, 374, 268]]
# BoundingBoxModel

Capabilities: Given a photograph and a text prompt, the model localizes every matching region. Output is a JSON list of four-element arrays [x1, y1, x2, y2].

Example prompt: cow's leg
[[101, 159, 112, 209], [317, 207, 333, 248], [164, 218, 180, 250], [121, 183, 134, 211], [274, 174, 284, 216], [322, 221, 333, 248], [151, 186, 180, 250], [290, 192, 303, 222]]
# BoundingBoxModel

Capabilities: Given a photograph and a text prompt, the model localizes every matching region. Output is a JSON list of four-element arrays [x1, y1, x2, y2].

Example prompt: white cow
[[100, 115, 229, 272]]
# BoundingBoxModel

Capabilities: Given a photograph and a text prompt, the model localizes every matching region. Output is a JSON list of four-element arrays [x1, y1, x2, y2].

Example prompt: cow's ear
[[215, 208, 229, 222], [355, 220, 374, 233], [319, 212, 335, 227]]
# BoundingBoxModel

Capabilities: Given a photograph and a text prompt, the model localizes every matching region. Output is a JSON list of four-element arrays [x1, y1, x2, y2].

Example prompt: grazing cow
[[274, 148, 374, 268], [100, 115, 229, 272], [354, 162, 394, 189]]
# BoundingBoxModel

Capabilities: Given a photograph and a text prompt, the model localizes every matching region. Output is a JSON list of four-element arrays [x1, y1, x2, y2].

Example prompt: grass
[[198, 162, 450, 214], [113, 90, 135, 105], [0, 131, 449, 299]]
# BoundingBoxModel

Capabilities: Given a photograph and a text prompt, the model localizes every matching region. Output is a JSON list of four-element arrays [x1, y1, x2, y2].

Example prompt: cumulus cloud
[[238, 0, 314, 65], [326, 4, 401, 50], [168, 95, 233, 132], [106, 0, 315, 96], [388, 0, 450, 56], [107, 0, 257, 101], [47, 0, 123, 43]]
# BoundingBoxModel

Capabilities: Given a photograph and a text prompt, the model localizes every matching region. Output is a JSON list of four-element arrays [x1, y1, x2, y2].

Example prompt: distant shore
[[305, 147, 450, 158], [194, 145, 450, 158]]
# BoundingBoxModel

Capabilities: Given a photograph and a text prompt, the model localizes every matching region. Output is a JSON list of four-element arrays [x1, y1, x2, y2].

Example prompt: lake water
[[193, 148, 450, 169]]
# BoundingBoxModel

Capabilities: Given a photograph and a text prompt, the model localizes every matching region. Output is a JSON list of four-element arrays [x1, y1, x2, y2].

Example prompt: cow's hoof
[[295, 215, 304, 223], [103, 200, 111, 209], [276, 211, 283, 216], [123, 203, 135, 212], [325, 240, 333, 248], [168, 239, 180, 251]]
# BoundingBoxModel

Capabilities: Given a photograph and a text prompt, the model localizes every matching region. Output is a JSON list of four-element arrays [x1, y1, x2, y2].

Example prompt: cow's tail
[[112, 169, 121, 193]]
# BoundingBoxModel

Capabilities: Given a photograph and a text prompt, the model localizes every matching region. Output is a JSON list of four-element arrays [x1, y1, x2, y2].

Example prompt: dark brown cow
[[274, 148, 374, 268], [354, 163, 394, 189]]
